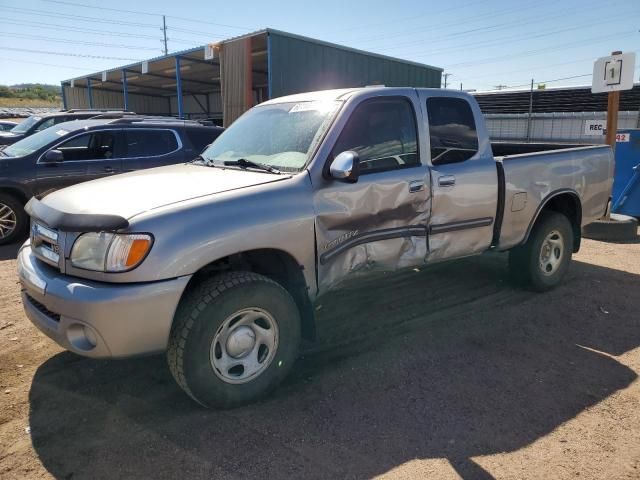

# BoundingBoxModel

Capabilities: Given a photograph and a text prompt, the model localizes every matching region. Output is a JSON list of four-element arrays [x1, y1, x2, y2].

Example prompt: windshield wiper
[[223, 158, 280, 174]]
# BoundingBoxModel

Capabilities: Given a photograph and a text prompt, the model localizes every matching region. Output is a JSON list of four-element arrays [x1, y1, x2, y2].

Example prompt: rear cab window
[[124, 129, 179, 158], [426, 97, 479, 165], [185, 128, 222, 153]]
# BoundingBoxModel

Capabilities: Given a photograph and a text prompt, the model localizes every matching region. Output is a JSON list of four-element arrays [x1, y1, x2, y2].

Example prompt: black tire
[[0, 193, 28, 246], [509, 211, 574, 292], [582, 214, 638, 242], [167, 271, 301, 409]]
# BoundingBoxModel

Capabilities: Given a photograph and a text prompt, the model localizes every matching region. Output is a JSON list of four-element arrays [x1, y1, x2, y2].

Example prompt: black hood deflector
[[25, 197, 129, 232]]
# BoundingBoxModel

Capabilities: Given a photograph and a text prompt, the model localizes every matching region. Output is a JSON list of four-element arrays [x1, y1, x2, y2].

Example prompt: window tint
[[332, 97, 419, 174], [426, 97, 479, 165], [185, 128, 221, 153], [125, 130, 178, 158], [57, 132, 118, 161]]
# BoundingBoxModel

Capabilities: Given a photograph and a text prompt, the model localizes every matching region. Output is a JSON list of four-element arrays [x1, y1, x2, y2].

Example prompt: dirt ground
[[0, 235, 639, 479]]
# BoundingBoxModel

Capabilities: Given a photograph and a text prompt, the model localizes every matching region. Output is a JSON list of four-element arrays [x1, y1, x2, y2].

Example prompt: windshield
[[3, 126, 72, 157], [201, 100, 342, 172], [10, 116, 41, 134]]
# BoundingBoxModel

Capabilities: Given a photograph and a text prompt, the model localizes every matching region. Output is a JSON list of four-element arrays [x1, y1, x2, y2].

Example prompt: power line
[[2, 18, 161, 40], [42, 0, 252, 31], [1, 6, 160, 28], [0, 56, 100, 71], [395, 13, 631, 59], [360, 0, 612, 52], [445, 30, 638, 69], [0, 47, 141, 61], [2, 18, 203, 46], [339, 0, 561, 45], [502, 66, 640, 90], [0, 32, 159, 51]]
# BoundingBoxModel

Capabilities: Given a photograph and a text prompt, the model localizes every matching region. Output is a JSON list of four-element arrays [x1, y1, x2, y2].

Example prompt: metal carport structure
[[62, 29, 442, 126]]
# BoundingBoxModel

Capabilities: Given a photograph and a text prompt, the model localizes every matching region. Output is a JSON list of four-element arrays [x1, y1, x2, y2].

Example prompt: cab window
[[426, 97, 479, 165], [331, 97, 419, 175]]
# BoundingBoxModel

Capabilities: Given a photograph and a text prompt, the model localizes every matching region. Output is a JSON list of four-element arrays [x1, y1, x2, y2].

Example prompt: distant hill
[[0, 84, 61, 103]]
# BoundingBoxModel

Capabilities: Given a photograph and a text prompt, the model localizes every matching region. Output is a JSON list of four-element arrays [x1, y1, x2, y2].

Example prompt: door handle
[[438, 175, 456, 187], [103, 166, 114, 173], [409, 180, 425, 193]]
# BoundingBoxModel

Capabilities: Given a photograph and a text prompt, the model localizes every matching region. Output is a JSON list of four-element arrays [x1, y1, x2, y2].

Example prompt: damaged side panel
[[314, 168, 431, 293]]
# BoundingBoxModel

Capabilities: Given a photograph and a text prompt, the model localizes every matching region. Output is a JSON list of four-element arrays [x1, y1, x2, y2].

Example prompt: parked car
[[0, 120, 18, 132], [0, 109, 134, 146], [17, 87, 613, 408], [0, 116, 223, 244]]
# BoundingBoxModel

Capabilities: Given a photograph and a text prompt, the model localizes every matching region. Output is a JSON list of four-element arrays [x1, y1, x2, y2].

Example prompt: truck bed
[[491, 142, 585, 157], [493, 144, 613, 250]]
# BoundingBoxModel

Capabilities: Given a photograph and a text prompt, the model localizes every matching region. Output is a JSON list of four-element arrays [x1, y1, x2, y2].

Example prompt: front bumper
[[17, 244, 192, 358]]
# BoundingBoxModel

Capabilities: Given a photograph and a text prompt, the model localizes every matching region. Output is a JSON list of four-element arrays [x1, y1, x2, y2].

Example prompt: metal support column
[[122, 69, 129, 111], [175, 56, 184, 119], [61, 82, 68, 110], [87, 78, 93, 109]]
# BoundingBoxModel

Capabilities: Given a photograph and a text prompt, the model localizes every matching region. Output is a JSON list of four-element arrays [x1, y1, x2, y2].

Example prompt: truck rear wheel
[[509, 211, 574, 292], [0, 193, 27, 246], [167, 271, 301, 409]]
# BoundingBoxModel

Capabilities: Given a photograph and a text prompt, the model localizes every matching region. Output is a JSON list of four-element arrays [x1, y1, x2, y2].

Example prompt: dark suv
[[0, 116, 223, 244], [0, 109, 134, 146]]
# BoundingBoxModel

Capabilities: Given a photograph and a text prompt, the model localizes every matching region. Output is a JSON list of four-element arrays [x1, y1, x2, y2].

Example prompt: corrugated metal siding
[[169, 92, 223, 118], [485, 111, 639, 144], [63, 86, 169, 114], [268, 32, 441, 98]]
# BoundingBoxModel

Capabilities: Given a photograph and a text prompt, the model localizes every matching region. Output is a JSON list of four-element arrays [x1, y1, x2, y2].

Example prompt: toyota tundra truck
[[17, 87, 614, 408]]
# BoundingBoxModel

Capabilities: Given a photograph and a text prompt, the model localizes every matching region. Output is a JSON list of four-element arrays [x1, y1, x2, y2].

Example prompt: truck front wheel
[[167, 271, 301, 408], [509, 211, 574, 292]]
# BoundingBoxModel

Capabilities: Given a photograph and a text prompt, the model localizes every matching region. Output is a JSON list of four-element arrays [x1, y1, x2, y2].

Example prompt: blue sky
[[0, 0, 638, 91]]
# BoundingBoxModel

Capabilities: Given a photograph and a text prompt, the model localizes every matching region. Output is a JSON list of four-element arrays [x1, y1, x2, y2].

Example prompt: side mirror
[[43, 149, 64, 163], [329, 150, 360, 183]]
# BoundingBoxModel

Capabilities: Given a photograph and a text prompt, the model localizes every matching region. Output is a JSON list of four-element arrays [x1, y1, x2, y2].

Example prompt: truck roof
[[261, 86, 463, 105]]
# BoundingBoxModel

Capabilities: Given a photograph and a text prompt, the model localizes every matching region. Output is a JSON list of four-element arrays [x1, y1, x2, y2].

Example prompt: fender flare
[[521, 188, 582, 248]]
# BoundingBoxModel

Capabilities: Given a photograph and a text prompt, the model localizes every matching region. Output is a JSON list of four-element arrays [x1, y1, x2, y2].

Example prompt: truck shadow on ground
[[28, 254, 640, 479]]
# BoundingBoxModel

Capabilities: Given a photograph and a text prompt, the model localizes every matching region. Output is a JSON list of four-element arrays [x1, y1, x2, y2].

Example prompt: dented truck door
[[312, 92, 431, 292]]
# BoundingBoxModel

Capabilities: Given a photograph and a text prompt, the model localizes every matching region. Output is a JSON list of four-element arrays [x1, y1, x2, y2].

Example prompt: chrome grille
[[30, 221, 62, 269]]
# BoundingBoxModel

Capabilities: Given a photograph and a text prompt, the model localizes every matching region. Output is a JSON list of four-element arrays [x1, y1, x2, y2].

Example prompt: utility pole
[[526, 78, 534, 142], [605, 50, 622, 149], [442, 73, 452, 89], [494, 84, 508, 90], [460, 83, 463, 91], [162, 15, 168, 56]]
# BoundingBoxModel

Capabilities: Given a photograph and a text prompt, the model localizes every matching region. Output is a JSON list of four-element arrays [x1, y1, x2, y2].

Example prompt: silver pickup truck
[[17, 87, 613, 408]]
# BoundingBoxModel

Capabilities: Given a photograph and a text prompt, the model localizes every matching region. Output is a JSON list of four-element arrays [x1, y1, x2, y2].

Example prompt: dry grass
[[0, 98, 61, 108]]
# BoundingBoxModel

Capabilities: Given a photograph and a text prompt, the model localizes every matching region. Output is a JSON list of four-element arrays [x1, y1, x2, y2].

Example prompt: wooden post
[[605, 50, 622, 151]]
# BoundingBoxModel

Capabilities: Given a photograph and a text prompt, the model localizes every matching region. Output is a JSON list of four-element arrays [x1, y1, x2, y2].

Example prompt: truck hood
[[40, 163, 291, 220]]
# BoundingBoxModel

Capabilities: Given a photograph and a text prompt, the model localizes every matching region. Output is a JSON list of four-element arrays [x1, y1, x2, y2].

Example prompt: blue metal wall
[[268, 31, 442, 98]]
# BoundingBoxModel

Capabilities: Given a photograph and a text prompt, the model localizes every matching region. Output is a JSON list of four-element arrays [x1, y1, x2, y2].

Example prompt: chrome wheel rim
[[539, 229, 564, 276], [210, 307, 279, 384], [0, 203, 17, 240]]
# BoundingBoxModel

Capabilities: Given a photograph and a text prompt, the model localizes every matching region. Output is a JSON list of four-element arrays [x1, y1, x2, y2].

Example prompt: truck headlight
[[70, 232, 153, 272]]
